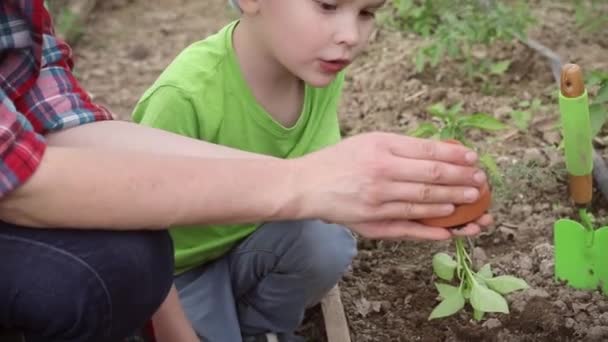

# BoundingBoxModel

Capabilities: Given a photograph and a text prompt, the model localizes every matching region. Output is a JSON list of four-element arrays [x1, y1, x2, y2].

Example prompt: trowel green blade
[[593, 227, 608, 296], [554, 219, 597, 289]]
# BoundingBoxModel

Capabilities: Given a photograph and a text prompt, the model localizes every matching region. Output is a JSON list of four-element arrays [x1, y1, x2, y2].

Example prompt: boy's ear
[[238, 0, 261, 14]]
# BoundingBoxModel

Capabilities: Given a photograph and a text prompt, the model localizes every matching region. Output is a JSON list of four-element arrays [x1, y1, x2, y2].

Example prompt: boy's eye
[[315, 0, 337, 11], [361, 10, 376, 18]]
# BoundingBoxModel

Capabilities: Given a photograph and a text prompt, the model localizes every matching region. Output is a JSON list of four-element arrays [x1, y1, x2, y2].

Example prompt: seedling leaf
[[435, 283, 459, 299], [440, 126, 456, 140], [596, 84, 608, 104], [489, 60, 510, 75], [478, 263, 493, 279], [470, 283, 509, 313], [474, 274, 488, 287], [433, 252, 457, 281], [473, 309, 485, 321], [427, 103, 448, 118], [410, 122, 439, 138], [448, 102, 464, 116], [589, 104, 607, 138], [510, 110, 532, 131], [485, 275, 529, 295], [459, 114, 506, 131], [428, 291, 465, 320]]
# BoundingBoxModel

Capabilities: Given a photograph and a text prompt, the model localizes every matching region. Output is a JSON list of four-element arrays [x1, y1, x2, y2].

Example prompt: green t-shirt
[[132, 20, 345, 275]]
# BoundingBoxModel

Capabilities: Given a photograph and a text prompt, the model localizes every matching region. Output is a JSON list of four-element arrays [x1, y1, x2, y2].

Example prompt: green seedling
[[429, 242, 529, 320], [410, 102, 505, 185], [409, 103, 529, 321]]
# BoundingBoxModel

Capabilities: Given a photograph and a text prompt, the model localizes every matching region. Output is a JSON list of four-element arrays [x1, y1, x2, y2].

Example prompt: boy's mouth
[[318, 59, 351, 73]]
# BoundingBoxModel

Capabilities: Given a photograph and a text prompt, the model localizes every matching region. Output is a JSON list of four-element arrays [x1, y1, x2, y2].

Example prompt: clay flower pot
[[418, 139, 492, 228]]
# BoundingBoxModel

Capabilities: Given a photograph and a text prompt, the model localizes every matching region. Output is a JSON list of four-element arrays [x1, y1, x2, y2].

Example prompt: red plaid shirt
[[0, 0, 112, 198]]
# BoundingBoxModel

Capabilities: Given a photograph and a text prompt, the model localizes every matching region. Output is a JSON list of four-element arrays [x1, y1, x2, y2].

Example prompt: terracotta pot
[[418, 139, 492, 228]]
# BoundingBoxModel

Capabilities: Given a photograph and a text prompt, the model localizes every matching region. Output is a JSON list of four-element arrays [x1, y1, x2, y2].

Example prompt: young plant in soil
[[409, 102, 529, 321]]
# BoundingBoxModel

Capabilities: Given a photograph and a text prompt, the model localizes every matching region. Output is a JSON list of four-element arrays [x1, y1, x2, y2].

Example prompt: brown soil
[[71, 1, 608, 341]]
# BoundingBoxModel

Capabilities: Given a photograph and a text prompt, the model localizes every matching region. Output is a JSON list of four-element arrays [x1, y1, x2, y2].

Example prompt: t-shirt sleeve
[[0, 93, 47, 198], [131, 85, 201, 139]]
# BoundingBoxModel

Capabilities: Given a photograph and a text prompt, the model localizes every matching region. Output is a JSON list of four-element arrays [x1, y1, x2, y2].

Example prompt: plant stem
[[579, 207, 594, 231], [455, 237, 477, 286]]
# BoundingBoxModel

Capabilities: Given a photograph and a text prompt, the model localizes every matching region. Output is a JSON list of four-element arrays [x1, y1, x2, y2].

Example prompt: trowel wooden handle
[[560, 63, 593, 205]]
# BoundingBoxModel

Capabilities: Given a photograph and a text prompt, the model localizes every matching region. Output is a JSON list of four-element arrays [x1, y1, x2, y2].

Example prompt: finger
[[475, 214, 494, 227], [364, 220, 453, 241], [378, 182, 480, 204], [385, 158, 487, 187], [450, 223, 482, 237], [367, 202, 455, 221], [386, 134, 478, 166]]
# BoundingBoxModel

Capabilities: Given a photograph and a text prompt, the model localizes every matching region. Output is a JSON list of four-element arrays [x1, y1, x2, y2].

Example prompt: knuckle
[[402, 202, 415, 217], [421, 140, 437, 159], [366, 156, 389, 180], [428, 162, 443, 182], [362, 182, 382, 206], [419, 184, 432, 202]]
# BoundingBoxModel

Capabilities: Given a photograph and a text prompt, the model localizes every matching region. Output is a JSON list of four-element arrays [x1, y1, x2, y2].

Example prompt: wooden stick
[[321, 285, 351, 342], [560, 64, 593, 205], [517, 34, 608, 203]]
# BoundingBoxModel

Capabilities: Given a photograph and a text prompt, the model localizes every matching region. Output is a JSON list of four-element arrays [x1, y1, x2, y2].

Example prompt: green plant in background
[[509, 98, 543, 132], [408, 103, 529, 321], [409, 102, 505, 185], [44, 0, 85, 44], [381, 0, 535, 79], [586, 70, 608, 138], [572, 0, 608, 33]]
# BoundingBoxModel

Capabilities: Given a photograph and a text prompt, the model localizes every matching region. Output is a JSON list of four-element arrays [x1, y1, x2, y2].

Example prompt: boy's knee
[[293, 220, 357, 280]]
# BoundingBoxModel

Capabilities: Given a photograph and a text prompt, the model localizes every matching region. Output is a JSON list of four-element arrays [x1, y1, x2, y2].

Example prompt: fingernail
[[465, 152, 478, 163], [473, 171, 486, 184], [465, 188, 479, 202], [441, 204, 455, 214]]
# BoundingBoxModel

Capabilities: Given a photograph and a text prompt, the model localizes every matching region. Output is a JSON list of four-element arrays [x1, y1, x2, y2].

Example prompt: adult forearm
[[46, 120, 270, 159], [0, 146, 297, 229]]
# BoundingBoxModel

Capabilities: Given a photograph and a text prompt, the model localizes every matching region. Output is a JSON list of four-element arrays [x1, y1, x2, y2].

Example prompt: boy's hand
[[289, 132, 489, 236]]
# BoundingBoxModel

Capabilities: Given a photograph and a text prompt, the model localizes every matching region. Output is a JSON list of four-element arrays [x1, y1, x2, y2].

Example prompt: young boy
[[132, 0, 487, 341]]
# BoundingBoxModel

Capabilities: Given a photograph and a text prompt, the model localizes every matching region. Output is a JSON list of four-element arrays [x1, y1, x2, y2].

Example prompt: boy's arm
[[151, 285, 199, 342]]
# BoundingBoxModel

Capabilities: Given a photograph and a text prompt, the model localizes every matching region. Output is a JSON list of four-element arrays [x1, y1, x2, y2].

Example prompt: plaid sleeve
[[0, 1, 113, 198], [0, 90, 46, 198], [14, 34, 114, 133]]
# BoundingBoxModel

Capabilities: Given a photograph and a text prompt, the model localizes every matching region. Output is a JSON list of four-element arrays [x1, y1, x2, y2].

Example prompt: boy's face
[[245, 0, 385, 87]]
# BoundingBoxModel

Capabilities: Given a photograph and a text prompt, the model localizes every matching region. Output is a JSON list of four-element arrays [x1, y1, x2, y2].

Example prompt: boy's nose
[[334, 18, 360, 47]]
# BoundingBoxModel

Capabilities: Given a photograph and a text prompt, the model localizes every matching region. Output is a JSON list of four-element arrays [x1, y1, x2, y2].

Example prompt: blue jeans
[[174, 220, 357, 342], [0, 221, 174, 342]]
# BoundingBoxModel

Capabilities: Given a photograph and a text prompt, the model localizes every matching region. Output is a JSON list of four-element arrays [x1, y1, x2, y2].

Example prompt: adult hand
[[346, 213, 494, 241], [290, 132, 488, 228]]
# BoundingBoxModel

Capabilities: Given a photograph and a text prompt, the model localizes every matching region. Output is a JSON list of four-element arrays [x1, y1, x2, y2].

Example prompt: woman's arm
[[46, 120, 271, 159], [0, 144, 296, 229]]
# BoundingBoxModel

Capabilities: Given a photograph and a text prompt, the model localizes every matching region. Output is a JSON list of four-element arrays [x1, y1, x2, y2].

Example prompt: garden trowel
[[554, 63, 608, 295]]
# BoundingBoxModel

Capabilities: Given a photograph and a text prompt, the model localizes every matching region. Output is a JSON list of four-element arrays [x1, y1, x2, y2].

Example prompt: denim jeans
[[174, 219, 357, 342], [0, 221, 174, 342]]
